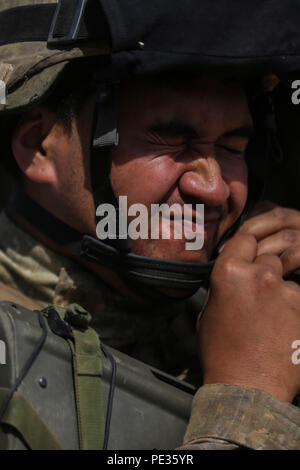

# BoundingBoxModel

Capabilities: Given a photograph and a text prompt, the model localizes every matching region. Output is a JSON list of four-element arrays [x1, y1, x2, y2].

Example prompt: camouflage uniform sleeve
[[178, 384, 300, 450]]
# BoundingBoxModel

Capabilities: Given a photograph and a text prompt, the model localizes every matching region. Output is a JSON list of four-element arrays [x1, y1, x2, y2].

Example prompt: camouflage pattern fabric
[[0, 211, 199, 377], [0, 1, 108, 113], [0, 211, 299, 449], [182, 384, 300, 450]]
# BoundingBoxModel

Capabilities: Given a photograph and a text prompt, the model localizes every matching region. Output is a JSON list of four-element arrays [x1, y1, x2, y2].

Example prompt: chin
[[132, 238, 213, 264]]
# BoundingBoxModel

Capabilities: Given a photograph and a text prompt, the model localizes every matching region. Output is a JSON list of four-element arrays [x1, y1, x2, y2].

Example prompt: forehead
[[119, 76, 252, 133]]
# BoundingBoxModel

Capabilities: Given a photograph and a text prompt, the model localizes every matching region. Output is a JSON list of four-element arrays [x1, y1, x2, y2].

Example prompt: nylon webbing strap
[[0, 1, 110, 46], [69, 328, 105, 450], [93, 84, 119, 149], [48, 0, 88, 44], [51, 305, 105, 450], [0, 388, 62, 450]]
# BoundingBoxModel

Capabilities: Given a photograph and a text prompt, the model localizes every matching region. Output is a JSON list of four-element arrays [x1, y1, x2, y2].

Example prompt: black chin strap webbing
[[6, 187, 215, 290]]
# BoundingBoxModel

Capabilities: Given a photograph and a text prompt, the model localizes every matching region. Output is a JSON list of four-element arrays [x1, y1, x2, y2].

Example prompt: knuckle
[[239, 220, 251, 233], [281, 229, 297, 244], [214, 256, 242, 280], [281, 247, 300, 273], [284, 286, 300, 312], [234, 232, 257, 247], [242, 233, 256, 243], [271, 206, 289, 224], [284, 281, 300, 298], [258, 266, 279, 287]]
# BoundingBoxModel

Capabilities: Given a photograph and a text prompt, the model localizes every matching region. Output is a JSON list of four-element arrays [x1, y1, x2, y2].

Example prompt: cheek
[[110, 153, 179, 207], [229, 179, 248, 213], [216, 171, 248, 243], [221, 159, 248, 213]]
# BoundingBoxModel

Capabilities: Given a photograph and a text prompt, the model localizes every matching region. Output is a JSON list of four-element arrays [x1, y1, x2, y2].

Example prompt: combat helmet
[[1, 0, 300, 291]]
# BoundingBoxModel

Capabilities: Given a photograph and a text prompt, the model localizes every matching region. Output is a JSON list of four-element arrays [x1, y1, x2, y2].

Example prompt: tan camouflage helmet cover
[[0, 0, 109, 115]]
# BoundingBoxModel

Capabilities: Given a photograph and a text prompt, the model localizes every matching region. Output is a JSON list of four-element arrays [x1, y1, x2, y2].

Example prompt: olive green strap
[[47, 304, 105, 450], [0, 387, 62, 450], [69, 328, 105, 450]]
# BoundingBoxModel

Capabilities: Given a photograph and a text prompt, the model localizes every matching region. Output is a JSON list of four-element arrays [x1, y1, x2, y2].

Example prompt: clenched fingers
[[239, 206, 300, 241], [254, 254, 283, 277], [217, 232, 257, 263], [280, 244, 300, 277], [256, 229, 300, 257]]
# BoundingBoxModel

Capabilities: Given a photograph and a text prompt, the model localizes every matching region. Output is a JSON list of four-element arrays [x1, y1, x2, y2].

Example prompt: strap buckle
[[47, 0, 88, 46]]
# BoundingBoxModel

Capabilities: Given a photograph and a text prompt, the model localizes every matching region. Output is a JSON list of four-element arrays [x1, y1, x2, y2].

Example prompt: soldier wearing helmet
[[0, 0, 300, 450]]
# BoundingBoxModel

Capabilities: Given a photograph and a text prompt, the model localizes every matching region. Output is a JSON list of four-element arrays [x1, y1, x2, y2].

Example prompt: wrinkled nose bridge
[[179, 141, 216, 168], [186, 146, 221, 180]]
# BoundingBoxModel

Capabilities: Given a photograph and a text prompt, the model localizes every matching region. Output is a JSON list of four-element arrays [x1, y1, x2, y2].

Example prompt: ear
[[11, 106, 58, 184]]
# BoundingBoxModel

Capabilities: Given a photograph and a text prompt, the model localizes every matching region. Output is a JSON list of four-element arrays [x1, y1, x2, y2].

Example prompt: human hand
[[238, 202, 300, 277], [198, 231, 300, 403]]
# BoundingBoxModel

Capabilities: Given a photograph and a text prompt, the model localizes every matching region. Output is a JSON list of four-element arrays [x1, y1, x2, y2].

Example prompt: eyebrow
[[149, 120, 253, 140], [222, 125, 254, 140]]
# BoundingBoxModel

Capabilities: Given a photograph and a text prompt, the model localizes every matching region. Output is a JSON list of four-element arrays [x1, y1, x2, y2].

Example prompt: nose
[[178, 152, 230, 207]]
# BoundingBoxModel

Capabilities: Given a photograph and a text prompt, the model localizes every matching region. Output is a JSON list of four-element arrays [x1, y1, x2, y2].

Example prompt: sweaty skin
[[110, 76, 252, 267]]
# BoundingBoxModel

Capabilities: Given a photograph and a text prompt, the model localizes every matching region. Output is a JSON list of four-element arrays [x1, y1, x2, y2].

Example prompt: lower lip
[[170, 218, 219, 236]]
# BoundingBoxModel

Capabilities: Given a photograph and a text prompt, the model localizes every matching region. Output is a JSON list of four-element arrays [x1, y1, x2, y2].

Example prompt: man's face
[[15, 74, 252, 277], [110, 76, 253, 263]]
